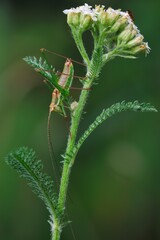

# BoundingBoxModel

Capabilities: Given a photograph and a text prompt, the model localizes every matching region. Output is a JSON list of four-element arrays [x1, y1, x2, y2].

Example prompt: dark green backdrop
[[0, 0, 159, 239]]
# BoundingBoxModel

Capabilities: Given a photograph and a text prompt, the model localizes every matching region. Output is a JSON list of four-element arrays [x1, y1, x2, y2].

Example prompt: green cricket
[[24, 49, 85, 184], [25, 50, 73, 109], [48, 58, 74, 116]]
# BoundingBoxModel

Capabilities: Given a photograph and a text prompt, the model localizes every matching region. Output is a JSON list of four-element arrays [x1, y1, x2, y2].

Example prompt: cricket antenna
[[40, 48, 86, 67], [67, 217, 77, 240], [47, 111, 59, 185]]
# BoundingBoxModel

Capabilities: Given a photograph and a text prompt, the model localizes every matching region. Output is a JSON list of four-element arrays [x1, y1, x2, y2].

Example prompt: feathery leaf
[[23, 56, 68, 95], [23, 56, 53, 71], [23, 56, 58, 86], [76, 101, 157, 150], [5, 147, 57, 216]]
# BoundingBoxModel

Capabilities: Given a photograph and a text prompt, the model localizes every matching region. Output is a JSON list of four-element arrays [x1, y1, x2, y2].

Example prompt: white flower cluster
[[64, 4, 135, 26], [63, 3, 97, 21], [63, 4, 150, 55]]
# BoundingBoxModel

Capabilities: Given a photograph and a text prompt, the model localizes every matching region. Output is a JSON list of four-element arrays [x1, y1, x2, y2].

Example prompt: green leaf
[[76, 101, 157, 150], [23, 56, 53, 71], [5, 147, 57, 216], [23, 56, 58, 87], [115, 54, 137, 59], [23, 56, 68, 96]]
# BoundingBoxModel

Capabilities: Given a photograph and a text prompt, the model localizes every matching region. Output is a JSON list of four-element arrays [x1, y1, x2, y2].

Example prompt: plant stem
[[52, 226, 60, 240], [52, 44, 103, 239], [71, 29, 90, 66], [58, 79, 91, 210], [51, 81, 91, 240], [50, 216, 61, 240]]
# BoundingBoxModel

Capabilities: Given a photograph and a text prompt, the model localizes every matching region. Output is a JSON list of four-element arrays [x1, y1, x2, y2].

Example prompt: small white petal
[[63, 4, 99, 22], [145, 42, 151, 54]]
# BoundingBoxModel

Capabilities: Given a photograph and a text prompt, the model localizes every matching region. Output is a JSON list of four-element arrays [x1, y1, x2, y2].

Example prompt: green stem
[[56, 48, 103, 230], [71, 29, 90, 66], [51, 81, 91, 240], [52, 226, 61, 240], [51, 33, 103, 237], [58, 79, 91, 211], [51, 217, 61, 240]]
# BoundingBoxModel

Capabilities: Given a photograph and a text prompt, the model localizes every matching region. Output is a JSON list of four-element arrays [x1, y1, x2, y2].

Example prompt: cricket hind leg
[[65, 211, 77, 240]]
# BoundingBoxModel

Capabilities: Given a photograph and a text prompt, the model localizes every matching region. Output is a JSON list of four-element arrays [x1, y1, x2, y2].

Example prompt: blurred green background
[[0, 0, 159, 239]]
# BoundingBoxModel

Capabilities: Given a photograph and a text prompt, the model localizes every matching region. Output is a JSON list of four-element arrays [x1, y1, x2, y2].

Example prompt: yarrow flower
[[63, 4, 150, 59], [63, 4, 97, 21], [63, 4, 97, 31]]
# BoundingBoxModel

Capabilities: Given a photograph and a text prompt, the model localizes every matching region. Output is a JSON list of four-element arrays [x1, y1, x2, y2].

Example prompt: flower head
[[63, 4, 150, 58], [63, 4, 97, 21], [63, 4, 97, 31]]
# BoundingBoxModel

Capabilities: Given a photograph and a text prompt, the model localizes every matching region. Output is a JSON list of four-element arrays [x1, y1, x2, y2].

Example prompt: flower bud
[[109, 16, 128, 33], [100, 11, 108, 26], [71, 101, 78, 111], [67, 12, 80, 26], [118, 25, 137, 43], [95, 5, 105, 12], [130, 42, 151, 55], [106, 8, 120, 26], [94, 5, 108, 26], [80, 14, 92, 30], [126, 35, 144, 48], [64, 5, 96, 32]]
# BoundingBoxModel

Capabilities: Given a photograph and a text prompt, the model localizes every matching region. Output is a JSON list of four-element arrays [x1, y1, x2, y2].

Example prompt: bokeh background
[[0, 0, 159, 239]]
